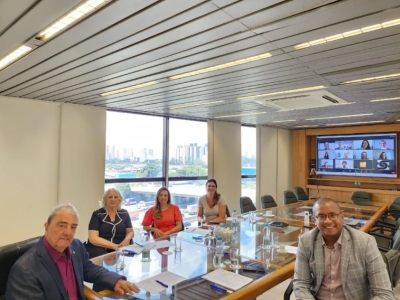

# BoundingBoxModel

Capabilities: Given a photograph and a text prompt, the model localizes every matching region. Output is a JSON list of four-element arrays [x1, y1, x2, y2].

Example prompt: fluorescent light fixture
[[36, 0, 112, 41], [168, 52, 272, 80], [0, 45, 32, 70], [215, 112, 266, 118], [306, 113, 373, 120], [370, 97, 400, 102], [294, 18, 400, 50], [236, 86, 325, 100], [339, 73, 400, 85], [295, 125, 319, 128], [325, 120, 385, 126], [169, 100, 224, 110], [272, 120, 296, 123], [100, 81, 158, 97]]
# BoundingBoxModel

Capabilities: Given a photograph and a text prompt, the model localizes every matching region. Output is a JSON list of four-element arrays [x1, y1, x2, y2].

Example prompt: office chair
[[239, 196, 256, 214], [260, 194, 277, 209], [0, 236, 41, 298], [283, 190, 298, 205], [377, 197, 400, 229], [294, 186, 308, 202], [351, 191, 373, 206]]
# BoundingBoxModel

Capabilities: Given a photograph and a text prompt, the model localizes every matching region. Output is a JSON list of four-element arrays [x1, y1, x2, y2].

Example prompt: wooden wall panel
[[292, 130, 309, 190]]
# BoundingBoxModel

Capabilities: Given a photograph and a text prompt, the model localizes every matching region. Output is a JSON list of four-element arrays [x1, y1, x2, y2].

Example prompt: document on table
[[298, 206, 313, 209], [293, 211, 307, 217], [147, 240, 174, 249], [120, 244, 143, 254], [185, 227, 211, 235], [202, 268, 253, 291], [285, 245, 298, 254], [136, 271, 187, 294], [344, 218, 360, 226]]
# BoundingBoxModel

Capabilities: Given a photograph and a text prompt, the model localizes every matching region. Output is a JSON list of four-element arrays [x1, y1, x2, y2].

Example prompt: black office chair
[[240, 196, 256, 214], [294, 186, 308, 202], [283, 190, 298, 205], [377, 197, 400, 229], [351, 191, 373, 206], [0, 236, 41, 298], [260, 194, 277, 209]]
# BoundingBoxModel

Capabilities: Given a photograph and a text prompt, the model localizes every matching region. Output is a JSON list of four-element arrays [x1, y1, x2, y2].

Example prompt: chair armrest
[[84, 285, 103, 300]]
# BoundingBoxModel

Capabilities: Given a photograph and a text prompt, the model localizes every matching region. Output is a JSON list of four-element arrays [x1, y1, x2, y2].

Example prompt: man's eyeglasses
[[313, 212, 341, 222]]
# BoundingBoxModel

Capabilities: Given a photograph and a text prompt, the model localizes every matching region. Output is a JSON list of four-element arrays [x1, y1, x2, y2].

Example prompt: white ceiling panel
[[1, 0, 400, 128], [0, 0, 37, 33]]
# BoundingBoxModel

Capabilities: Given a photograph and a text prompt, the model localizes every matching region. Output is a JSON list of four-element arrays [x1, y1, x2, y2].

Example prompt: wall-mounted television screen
[[316, 133, 397, 178]]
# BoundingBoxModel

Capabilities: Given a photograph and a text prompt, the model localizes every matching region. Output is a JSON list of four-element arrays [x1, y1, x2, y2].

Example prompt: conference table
[[85, 200, 387, 300]]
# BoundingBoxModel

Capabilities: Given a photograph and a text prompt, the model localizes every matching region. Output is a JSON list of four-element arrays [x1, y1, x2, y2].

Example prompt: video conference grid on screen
[[316, 133, 397, 178]]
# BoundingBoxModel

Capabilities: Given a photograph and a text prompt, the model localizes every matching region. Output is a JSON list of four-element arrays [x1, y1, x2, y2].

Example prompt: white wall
[[0, 96, 106, 246], [208, 120, 242, 214], [257, 126, 293, 206]]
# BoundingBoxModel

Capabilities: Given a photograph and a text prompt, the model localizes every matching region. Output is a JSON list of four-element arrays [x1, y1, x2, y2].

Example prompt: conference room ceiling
[[1, 0, 400, 129]]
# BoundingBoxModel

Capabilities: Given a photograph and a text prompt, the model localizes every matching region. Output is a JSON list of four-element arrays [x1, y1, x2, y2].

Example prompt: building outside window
[[241, 126, 256, 203]]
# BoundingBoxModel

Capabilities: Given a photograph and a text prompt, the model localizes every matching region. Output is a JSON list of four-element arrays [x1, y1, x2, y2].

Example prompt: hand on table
[[114, 279, 140, 295], [153, 228, 165, 238]]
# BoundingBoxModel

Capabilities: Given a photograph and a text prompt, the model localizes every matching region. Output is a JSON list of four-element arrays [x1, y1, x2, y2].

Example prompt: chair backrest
[[0, 236, 40, 296], [226, 206, 231, 218], [351, 191, 373, 206], [294, 186, 308, 202], [283, 190, 298, 205], [390, 197, 400, 220], [240, 197, 256, 214], [381, 252, 393, 287], [260, 195, 277, 209]]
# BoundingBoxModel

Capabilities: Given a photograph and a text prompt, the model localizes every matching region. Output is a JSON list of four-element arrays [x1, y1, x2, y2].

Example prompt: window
[[105, 113, 208, 229], [105, 112, 164, 180], [241, 126, 256, 203], [168, 119, 208, 177]]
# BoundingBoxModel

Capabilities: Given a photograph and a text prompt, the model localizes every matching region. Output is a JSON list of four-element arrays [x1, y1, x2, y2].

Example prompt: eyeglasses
[[313, 212, 341, 221]]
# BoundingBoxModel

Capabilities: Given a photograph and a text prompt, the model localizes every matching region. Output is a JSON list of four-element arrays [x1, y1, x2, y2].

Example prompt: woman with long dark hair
[[142, 187, 182, 238], [197, 179, 227, 224]]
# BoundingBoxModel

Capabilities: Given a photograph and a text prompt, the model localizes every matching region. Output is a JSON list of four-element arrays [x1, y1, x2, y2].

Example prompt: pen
[[156, 280, 168, 288], [122, 250, 136, 255], [210, 284, 227, 292]]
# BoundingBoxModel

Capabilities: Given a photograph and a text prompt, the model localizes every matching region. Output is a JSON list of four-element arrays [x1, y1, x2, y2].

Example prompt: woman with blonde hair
[[86, 188, 134, 258], [142, 187, 182, 238]]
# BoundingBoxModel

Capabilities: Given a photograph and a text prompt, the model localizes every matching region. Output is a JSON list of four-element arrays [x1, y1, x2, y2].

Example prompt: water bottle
[[262, 223, 271, 249], [232, 209, 237, 230], [213, 236, 224, 268], [231, 229, 238, 248], [141, 232, 151, 262], [304, 211, 310, 227]]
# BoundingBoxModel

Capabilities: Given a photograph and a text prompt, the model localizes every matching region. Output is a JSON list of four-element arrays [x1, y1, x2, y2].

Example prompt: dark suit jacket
[[6, 238, 124, 300]]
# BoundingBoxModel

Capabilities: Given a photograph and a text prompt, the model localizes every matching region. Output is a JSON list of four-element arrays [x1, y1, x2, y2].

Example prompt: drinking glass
[[230, 248, 240, 270], [271, 232, 280, 248], [115, 248, 124, 272], [173, 235, 182, 252]]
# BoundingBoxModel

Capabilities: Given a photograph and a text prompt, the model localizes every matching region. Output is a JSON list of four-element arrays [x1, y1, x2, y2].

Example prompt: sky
[[106, 111, 256, 159]]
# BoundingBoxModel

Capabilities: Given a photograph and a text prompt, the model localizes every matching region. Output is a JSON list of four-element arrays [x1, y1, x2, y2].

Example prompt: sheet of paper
[[345, 218, 360, 226], [147, 240, 174, 249], [136, 271, 187, 294], [298, 206, 313, 209], [120, 244, 143, 254], [202, 268, 253, 291], [285, 245, 298, 254]]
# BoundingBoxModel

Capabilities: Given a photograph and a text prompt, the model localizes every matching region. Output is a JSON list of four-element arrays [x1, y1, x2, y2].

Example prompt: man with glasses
[[293, 198, 394, 299]]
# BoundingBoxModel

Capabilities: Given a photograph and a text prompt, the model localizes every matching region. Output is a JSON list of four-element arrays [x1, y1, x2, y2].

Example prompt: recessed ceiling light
[[0, 45, 32, 70], [236, 86, 325, 100], [370, 97, 400, 102], [338, 73, 400, 85], [215, 112, 266, 118], [100, 81, 158, 97], [36, 0, 113, 41], [325, 120, 385, 126], [293, 18, 400, 50], [306, 113, 373, 120], [168, 52, 272, 80], [272, 120, 296, 123], [169, 100, 225, 110]]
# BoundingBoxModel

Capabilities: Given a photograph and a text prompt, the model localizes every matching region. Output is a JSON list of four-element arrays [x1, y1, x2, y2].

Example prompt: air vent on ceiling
[[254, 90, 348, 110]]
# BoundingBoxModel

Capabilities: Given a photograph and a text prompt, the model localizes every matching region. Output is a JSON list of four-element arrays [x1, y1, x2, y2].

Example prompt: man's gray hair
[[47, 203, 79, 224]]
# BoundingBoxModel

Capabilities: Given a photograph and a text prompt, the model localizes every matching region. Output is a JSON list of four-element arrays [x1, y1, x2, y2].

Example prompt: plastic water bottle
[[231, 229, 238, 248], [262, 223, 271, 249], [213, 236, 224, 268], [141, 232, 151, 262], [232, 209, 237, 230]]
